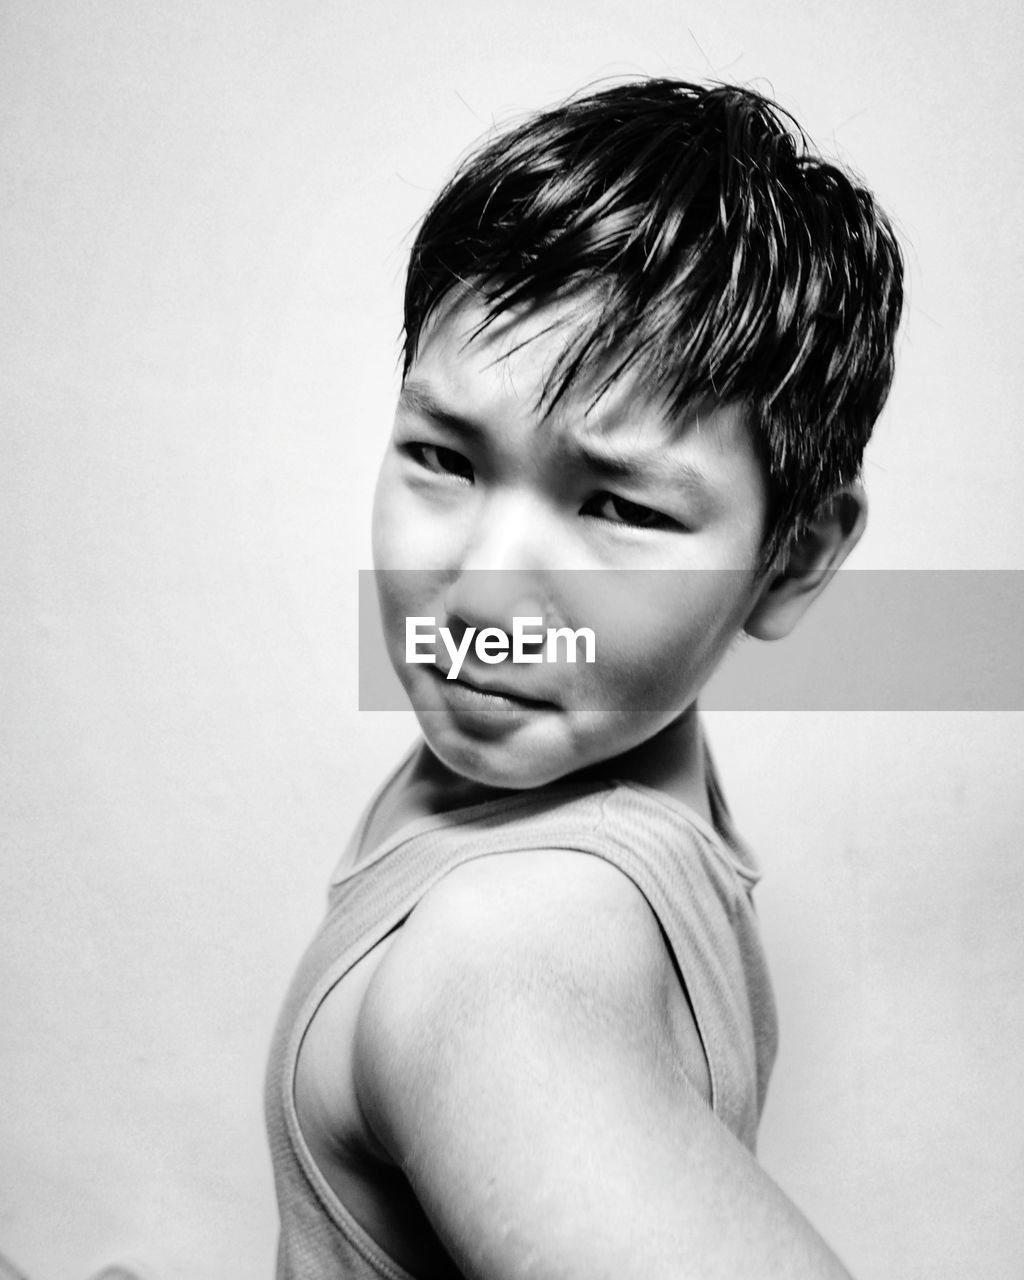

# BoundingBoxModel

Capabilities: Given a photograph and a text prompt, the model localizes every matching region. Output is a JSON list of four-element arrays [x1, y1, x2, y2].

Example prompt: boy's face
[[372, 295, 771, 789]]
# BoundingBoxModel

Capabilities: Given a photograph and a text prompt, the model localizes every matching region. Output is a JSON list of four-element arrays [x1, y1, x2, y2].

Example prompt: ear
[[744, 484, 867, 642]]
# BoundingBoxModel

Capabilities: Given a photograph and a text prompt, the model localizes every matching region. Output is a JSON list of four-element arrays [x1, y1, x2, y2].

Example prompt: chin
[[418, 720, 578, 792]]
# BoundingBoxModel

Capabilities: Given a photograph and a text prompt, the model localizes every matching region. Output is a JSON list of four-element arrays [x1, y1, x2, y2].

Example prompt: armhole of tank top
[[611, 805, 720, 1117], [584, 785, 754, 1127], [283, 922, 424, 1280], [651, 908, 716, 1107]]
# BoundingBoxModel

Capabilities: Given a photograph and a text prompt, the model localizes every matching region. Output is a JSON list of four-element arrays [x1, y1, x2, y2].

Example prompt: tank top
[[265, 741, 778, 1280]]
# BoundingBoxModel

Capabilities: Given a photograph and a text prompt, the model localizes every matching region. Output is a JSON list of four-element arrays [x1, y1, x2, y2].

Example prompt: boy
[[266, 79, 903, 1278]]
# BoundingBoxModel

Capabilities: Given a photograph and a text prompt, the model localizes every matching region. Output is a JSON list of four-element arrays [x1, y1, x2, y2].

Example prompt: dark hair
[[402, 78, 904, 565]]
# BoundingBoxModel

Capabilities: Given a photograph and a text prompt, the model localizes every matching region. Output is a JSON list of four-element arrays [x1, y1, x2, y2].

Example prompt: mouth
[[430, 664, 558, 709]]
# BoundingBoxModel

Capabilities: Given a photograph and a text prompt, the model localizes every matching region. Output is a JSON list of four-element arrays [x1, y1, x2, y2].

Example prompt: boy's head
[[372, 78, 904, 788], [402, 77, 904, 569]]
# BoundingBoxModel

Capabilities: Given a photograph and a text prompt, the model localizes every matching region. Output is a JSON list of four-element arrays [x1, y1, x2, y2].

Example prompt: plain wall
[[2, 2, 1022, 1278]]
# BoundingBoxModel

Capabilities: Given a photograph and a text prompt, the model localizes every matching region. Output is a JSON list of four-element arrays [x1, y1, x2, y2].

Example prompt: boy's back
[[266, 77, 903, 1278]]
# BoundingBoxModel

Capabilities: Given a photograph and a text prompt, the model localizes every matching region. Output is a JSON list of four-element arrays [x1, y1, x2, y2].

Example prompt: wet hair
[[402, 78, 904, 566]]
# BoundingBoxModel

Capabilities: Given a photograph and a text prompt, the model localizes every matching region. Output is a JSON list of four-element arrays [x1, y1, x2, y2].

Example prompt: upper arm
[[353, 850, 852, 1280]]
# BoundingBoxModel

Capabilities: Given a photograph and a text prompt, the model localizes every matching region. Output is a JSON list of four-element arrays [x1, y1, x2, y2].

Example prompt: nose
[[442, 491, 550, 633]]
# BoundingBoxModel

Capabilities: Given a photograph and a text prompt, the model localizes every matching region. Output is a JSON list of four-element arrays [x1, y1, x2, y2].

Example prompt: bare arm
[[353, 850, 853, 1280]]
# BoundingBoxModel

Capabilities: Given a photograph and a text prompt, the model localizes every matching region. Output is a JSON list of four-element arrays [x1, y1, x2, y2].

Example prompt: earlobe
[[744, 485, 867, 642]]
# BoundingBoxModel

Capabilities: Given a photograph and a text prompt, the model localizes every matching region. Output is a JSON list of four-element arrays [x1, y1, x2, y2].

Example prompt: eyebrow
[[398, 379, 717, 497], [399, 381, 480, 440]]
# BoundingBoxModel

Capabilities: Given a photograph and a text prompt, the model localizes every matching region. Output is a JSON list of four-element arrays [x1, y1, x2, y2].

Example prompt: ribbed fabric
[[266, 743, 778, 1280]]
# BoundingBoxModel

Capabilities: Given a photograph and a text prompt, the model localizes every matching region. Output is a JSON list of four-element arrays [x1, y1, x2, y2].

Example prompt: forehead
[[410, 290, 639, 421], [404, 293, 768, 504]]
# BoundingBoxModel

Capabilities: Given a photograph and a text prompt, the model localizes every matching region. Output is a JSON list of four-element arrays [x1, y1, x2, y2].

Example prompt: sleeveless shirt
[[265, 742, 779, 1280]]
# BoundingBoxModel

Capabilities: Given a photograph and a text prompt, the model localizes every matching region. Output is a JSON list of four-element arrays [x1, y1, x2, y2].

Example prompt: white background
[[2, 2, 1022, 1278]]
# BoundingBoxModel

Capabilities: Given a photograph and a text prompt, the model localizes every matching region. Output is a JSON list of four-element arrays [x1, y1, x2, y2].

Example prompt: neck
[[581, 704, 710, 821]]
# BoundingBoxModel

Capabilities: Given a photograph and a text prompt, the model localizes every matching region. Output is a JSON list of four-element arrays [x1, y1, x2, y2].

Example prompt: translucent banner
[[357, 570, 1024, 711]]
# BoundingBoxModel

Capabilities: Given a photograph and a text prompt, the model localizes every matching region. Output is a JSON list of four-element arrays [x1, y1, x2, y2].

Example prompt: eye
[[406, 443, 474, 483], [581, 492, 677, 530]]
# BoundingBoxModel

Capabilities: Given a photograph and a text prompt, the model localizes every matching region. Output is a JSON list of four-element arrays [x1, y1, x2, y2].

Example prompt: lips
[[431, 663, 557, 706]]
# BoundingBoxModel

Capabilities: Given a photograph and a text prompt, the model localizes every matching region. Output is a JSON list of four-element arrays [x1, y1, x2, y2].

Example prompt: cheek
[[372, 467, 435, 576], [371, 456, 405, 566], [568, 617, 692, 714], [372, 455, 468, 572], [576, 577, 749, 709]]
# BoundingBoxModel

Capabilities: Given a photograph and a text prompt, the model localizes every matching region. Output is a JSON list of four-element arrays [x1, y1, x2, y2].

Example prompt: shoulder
[[346, 849, 851, 1279], [406, 847, 665, 965], [368, 848, 675, 1017], [353, 848, 710, 1154]]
